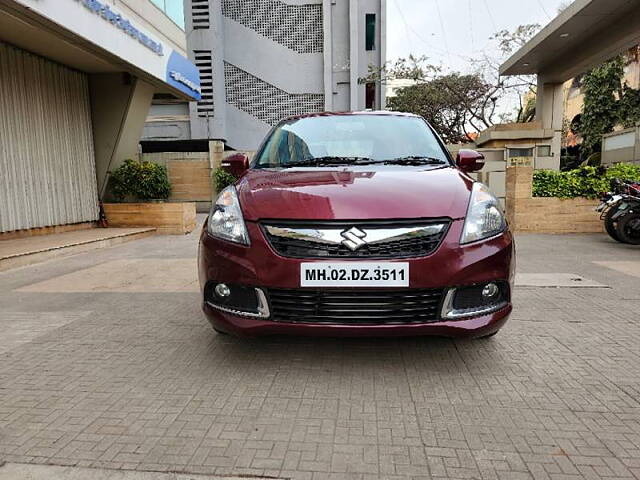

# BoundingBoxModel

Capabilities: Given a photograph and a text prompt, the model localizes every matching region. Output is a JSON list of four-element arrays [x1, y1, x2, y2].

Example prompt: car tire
[[616, 213, 640, 245], [479, 331, 498, 339]]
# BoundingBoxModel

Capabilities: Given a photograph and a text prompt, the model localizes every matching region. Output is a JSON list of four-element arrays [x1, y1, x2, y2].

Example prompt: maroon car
[[198, 112, 514, 337]]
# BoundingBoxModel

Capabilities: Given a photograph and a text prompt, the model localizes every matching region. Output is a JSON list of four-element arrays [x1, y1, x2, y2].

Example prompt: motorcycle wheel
[[604, 207, 622, 242], [616, 213, 640, 245]]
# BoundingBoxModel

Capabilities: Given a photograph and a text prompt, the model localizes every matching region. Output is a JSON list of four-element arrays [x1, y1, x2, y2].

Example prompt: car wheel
[[616, 213, 640, 245]]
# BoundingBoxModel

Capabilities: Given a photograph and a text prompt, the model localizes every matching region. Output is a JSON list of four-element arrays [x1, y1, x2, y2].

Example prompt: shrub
[[533, 163, 640, 199], [110, 159, 171, 201], [214, 169, 237, 193]]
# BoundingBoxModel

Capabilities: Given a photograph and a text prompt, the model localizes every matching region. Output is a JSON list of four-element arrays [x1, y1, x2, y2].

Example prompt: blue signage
[[166, 51, 202, 101], [76, 0, 164, 56]]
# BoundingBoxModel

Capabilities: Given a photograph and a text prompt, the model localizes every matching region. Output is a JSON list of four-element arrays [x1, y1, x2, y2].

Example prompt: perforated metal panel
[[0, 42, 99, 233], [194, 50, 214, 117], [221, 0, 323, 54], [224, 62, 324, 126]]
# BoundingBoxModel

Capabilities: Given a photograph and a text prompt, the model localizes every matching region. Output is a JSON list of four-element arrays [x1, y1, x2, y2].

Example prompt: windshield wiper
[[284, 156, 376, 167], [380, 156, 447, 166]]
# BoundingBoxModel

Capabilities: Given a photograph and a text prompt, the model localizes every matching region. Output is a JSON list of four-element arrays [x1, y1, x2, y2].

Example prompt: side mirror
[[222, 153, 250, 177], [455, 149, 485, 173]]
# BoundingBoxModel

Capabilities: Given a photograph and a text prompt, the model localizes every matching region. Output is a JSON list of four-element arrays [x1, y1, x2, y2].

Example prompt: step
[[0, 227, 156, 272]]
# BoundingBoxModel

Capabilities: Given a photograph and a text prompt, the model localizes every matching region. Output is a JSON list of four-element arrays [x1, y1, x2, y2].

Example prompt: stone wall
[[505, 166, 603, 234]]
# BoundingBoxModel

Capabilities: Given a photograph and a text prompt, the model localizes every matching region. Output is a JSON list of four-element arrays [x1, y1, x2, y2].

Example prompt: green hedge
[[213, 169, 237, 192], [532, 163, 640, 199], [110, 159, 171, 201]]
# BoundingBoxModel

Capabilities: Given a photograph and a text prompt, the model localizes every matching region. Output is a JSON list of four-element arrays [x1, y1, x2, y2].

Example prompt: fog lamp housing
[[205, 283, 270, 318], [441, 281, 509, 320]]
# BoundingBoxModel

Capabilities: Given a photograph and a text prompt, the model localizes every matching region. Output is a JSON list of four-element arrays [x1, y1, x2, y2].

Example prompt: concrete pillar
[[209, 140, 225, 198], [89, 74, 155, 198], [535, 76, 564, 170], [187, 0, 226, 141], [209, 140, 224, 170], [505, 166, 534, 231]]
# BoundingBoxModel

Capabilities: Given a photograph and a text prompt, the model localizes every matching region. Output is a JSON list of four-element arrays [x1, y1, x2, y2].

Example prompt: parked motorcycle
[[596, 178, 640, 244]]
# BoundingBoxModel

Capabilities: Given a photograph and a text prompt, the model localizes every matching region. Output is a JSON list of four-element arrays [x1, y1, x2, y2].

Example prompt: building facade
[[500, 0, 640, 166], [0, 0, 200, 234], [144, 0, 386, 151]]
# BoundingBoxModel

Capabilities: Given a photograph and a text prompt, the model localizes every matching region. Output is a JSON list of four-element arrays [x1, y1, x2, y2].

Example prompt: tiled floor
[[0, 227, 639, 479]]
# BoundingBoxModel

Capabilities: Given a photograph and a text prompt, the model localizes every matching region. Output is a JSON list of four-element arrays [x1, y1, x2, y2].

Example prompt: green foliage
[[581, 152, 602, 167], [110, 159, 171, 201], [533, 163, 640, 199], [580, 56, 625, 156], [214, 169, 237, 192], [619, 84, 640, 128]]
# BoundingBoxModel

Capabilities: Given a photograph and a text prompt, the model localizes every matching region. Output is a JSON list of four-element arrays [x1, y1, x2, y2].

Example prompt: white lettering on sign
[[74, 0, 164, 56], [170, 71, 202, 94]]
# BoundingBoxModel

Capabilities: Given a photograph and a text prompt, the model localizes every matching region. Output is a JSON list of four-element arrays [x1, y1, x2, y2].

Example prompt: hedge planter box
[[104, 202, 196, 235], [506, 167, 603, 234], [508, 197, 603, 234]]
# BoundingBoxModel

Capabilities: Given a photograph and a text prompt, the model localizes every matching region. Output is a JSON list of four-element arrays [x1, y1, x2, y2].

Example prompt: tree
[[362, 24, 541, 142], [580, 57, 624, 156], [490, 24, 541, 56], [387, 74, 492, 143]]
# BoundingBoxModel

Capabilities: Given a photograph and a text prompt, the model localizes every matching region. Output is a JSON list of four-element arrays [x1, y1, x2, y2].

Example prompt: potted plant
[[103, 159, 196, 235]]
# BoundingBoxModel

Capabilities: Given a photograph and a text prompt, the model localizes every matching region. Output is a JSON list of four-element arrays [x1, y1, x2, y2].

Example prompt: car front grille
[[262, 220, 450, 259], [267, 288, 445, 324]]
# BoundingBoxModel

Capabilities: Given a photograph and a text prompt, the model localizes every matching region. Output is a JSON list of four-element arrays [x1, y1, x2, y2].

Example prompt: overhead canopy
[[0, 1, 201, 101], [500, 0, 640, 83]]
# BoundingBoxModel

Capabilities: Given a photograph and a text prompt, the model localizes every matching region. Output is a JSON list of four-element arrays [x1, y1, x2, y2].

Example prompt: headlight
[[207, 186, 250, 245], [461, 182, 506, 244]]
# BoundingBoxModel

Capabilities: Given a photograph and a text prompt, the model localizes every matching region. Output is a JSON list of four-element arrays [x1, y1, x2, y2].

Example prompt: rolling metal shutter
[[0, 42, 99, 233]]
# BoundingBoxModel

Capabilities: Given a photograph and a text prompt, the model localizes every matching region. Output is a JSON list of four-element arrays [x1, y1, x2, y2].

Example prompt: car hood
[[237, 166, 474, 221]]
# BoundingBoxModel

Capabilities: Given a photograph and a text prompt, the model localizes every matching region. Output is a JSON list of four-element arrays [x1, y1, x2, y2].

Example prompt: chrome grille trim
[[265, 224, 445, 245], [262, 220, 450, 259]]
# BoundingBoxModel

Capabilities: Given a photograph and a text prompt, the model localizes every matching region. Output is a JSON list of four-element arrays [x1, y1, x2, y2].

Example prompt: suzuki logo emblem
[[340, 227, 367, 251]]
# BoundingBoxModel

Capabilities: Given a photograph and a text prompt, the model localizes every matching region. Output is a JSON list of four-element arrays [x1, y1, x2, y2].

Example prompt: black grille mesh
[[267, 288, 444, 325]]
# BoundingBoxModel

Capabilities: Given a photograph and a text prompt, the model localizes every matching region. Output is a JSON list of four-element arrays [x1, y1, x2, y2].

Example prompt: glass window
[[537, 145, 552, 157], [254, 115, 450, 167], [508, 148, 534, 158], [365, 14, 376, 51], [151, 0, 185, 29]]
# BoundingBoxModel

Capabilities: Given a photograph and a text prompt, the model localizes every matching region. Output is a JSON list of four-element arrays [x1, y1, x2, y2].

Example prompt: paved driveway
[[1, 224, 639, 480]]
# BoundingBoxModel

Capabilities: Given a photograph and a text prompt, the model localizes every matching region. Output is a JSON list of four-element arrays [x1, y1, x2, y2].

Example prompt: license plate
[[300, 262, 409, 287]]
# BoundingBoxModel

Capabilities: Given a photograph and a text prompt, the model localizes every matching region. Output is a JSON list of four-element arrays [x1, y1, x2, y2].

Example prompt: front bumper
[[198, 218, 515, 337]]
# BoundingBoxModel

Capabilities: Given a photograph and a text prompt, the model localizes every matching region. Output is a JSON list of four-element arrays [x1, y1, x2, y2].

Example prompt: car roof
[[281, 111, 420, 122]]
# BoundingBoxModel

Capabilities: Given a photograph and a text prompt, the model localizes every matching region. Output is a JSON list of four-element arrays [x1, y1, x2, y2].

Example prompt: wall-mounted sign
[[166, 51, 202, 101], [75, 0, 163, 56]]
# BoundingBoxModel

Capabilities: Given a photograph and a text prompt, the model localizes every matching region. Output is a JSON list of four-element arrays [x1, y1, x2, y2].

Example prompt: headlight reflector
[[461, 183, 506, 244], [207, 186, 250, 245]]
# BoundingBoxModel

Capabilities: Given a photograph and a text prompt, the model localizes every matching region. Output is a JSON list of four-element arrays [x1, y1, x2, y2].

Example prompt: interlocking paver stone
[[0, 227, 639, 479]]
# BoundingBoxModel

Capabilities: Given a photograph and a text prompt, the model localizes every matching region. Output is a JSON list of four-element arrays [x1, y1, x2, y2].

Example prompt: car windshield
[[254, 115, 451, 168]]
